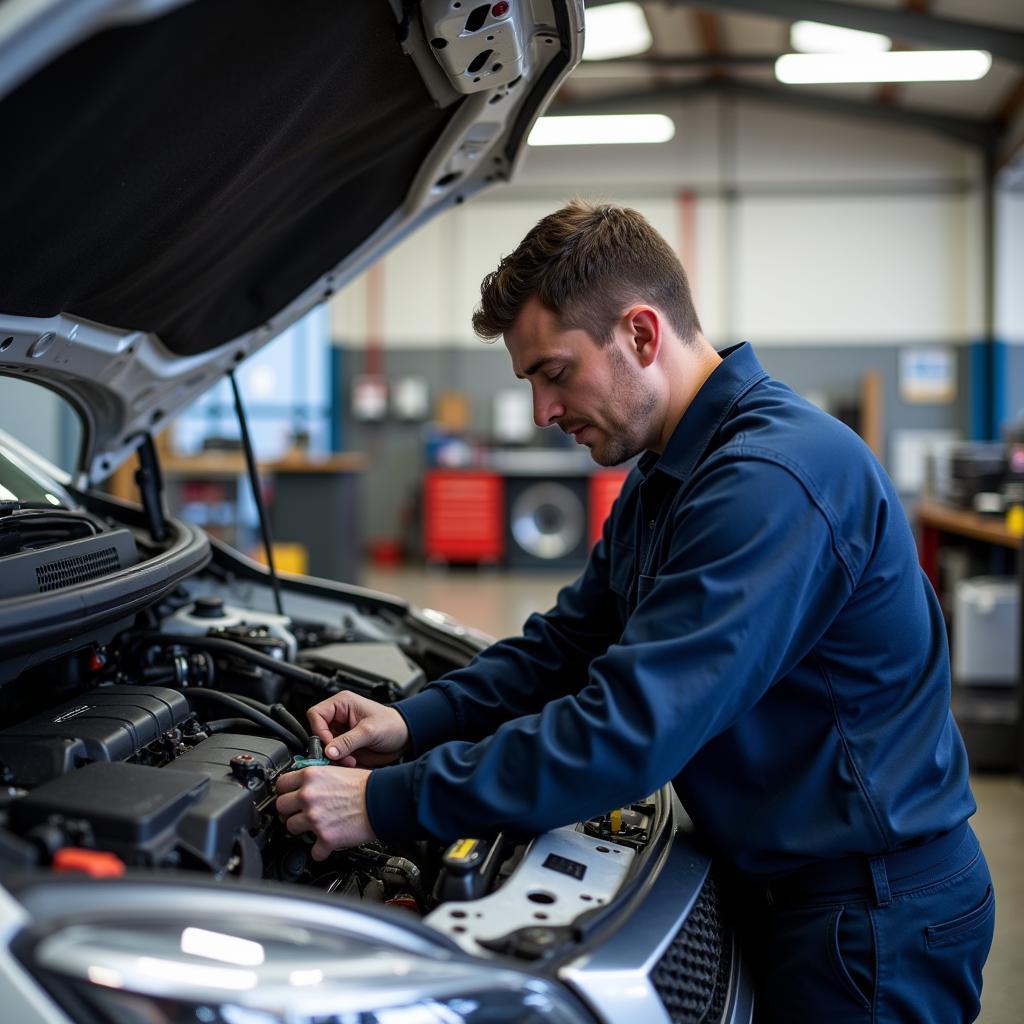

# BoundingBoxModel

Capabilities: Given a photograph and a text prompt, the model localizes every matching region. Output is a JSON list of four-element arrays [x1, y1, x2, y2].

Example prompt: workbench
[[917, 499, 1023, 773], [160, 452, 365, 582]]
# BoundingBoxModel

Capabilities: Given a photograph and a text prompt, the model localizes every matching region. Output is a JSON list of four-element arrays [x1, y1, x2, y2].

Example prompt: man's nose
[[532, 385, 565, 427]]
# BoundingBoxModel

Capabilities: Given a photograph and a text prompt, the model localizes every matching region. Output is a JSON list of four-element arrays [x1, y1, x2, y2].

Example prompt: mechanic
[[276, 200, 994, 1022]]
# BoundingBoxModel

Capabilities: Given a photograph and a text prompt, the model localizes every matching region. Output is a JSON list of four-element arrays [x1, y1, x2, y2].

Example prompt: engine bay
[[0, 568, 657, 960]]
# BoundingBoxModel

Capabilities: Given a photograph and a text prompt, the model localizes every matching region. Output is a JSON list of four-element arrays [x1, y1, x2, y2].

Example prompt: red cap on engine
[[53, 848, 126, 878]]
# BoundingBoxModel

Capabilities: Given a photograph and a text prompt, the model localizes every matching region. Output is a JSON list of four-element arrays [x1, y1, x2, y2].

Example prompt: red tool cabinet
[[588, 470, 629, 548], [424, 470, 505, 564]]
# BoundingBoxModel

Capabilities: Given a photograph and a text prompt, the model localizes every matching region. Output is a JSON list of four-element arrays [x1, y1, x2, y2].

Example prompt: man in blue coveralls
[[276, 201, 995, 1021]]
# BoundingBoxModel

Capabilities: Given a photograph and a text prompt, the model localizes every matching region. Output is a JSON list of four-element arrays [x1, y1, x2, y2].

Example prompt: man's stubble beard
[[589, 345, 658, 467]]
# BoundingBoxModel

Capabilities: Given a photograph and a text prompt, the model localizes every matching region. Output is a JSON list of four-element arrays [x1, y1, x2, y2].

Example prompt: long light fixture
[[791, 20, 891, 55], [775, 50, 992, 84], [528, 114, 675, 147], [582, 1, 652, 61]]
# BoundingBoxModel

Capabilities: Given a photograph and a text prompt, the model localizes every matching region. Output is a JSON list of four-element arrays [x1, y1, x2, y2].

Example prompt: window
[[172, 306, 333, 459]]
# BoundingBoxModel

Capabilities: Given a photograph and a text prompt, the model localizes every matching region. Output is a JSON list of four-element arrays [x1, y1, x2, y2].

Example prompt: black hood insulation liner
[[0, 0, 456, 355]]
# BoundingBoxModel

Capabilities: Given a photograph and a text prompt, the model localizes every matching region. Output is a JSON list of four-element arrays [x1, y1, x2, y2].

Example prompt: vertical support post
[[980, 146, 997, 440], [1017, 535, 1024, 775]]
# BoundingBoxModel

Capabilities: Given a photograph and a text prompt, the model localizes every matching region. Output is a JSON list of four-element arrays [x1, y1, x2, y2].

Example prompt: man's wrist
[[365, 761, 421, 841], [394, 688, 458, 757]]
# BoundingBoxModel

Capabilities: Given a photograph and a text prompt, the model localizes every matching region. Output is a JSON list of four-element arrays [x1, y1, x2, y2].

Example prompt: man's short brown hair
[[472, 199, 702, 345]]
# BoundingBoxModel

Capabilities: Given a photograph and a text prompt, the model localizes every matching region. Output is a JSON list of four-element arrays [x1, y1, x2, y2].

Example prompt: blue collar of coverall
[[636, 341, 768, 483]]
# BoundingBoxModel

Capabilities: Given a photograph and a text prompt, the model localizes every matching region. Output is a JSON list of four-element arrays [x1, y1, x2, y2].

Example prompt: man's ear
[[625, 306, 661, 367]]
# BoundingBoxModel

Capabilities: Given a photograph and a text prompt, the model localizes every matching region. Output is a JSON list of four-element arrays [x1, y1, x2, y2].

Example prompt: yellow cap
[[1007, 504, 1024, 538], [610, 808, 622, 833]]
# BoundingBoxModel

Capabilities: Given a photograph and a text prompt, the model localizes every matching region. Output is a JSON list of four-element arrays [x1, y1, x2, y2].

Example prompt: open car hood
[[0, 0, 582, 484]]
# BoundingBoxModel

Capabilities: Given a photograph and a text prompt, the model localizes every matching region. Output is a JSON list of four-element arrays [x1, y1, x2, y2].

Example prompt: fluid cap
[[192, 596, 226, 619]]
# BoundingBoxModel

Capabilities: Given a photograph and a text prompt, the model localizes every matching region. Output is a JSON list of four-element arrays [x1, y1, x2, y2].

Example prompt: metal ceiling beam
[[692, 7, 726, 82], [551, 77, 999, 148], [694, 8, 723, 57], [878, 0, 930, 107], [589, 53, 778, 69], [586, 0, 1024, 65], [996, 74, 1024, 170]]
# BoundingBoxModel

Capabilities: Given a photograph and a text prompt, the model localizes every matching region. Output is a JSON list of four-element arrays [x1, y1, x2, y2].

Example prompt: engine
[[0, 576, 657, 952], [0, 592, 480, 914]]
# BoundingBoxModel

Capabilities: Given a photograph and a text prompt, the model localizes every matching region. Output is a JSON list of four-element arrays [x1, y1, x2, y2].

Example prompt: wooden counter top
[[917, 498, 1021, 550], [160, 452, 365, 476]]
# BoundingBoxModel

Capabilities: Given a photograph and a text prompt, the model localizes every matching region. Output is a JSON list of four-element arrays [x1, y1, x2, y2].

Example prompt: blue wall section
[[1004, 344, 1024, 433], [969, 341, 992, 441], [973, 339, 1022, 440], [334, 342, 975, 548]]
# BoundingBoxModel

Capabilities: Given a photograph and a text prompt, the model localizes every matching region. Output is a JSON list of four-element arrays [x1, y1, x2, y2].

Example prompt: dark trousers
[[732, 824, 995, 1023]]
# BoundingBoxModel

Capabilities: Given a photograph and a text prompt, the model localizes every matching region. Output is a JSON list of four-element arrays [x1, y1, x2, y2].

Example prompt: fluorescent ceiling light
[[791, 20, 891, 54], [776, 50, 992, 84], [528, 114, 675, 147], [583, 2, 652, 61]]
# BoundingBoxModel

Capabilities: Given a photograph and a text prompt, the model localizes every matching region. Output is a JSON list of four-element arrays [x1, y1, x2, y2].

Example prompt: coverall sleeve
[[392, 507, 628, 755], [368, 457, 856, 841]]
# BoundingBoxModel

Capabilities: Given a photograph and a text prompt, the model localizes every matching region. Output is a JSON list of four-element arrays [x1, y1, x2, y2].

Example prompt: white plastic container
[[162, 600, 298, 662], [953, 577, 1020, 686]]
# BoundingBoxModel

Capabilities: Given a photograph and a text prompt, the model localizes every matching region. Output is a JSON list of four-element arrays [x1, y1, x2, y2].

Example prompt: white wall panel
[[330, 93, 986, 352], [379, 216, 451, 348], [996, 189, 1024, 344], [329, 271, 368, 345], [694, 196, 731, 344], [733, 195, 974, 344]]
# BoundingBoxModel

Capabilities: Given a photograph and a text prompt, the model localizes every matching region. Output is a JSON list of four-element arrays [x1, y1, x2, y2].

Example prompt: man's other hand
[[307, 690, 409, 767], [275, 766, 374, 860]]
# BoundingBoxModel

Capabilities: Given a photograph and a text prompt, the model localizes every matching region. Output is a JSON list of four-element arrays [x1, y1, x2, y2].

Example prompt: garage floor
[[364, 565, 1024, 1024]]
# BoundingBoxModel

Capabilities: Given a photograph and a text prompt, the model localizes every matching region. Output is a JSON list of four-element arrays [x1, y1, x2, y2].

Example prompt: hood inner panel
[[0, 0, 456, 355]]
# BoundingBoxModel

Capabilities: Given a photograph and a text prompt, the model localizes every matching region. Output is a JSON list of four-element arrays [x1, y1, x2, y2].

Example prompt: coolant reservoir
[[162, 597, 298, 661]]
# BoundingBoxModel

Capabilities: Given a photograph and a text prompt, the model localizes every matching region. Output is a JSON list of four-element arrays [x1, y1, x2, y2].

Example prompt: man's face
[[504, 297, 659, 467]]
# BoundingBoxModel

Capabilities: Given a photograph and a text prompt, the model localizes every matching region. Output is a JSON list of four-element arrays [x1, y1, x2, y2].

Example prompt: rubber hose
[[155, 634, 335, 693], [198, 690, 307, 747], [205, 717, 262, 734], [271, 703, 310, 743], [171, 687, 302, 751]]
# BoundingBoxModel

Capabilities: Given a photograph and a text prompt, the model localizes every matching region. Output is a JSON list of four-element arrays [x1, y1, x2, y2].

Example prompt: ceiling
[[557, 1, 1024, 163]]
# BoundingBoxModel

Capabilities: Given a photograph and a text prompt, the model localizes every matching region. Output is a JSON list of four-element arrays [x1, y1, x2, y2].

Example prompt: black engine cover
[[9, 759, 259, 874], [0, 686, 190, 785]]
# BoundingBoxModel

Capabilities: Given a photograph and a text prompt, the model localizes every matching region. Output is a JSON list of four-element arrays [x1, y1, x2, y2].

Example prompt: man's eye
[[549, 369, 566, 383]]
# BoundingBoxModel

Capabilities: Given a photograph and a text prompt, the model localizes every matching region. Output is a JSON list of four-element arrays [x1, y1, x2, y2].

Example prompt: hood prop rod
[[134, 434, 168, 543], [230, 371, 284, 617]]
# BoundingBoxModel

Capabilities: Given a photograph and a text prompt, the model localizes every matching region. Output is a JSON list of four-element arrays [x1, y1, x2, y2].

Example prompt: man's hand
[[275, 766, 375, 860], [307, 690, 409, 767]]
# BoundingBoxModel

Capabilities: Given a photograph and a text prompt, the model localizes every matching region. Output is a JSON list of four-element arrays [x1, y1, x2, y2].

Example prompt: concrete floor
[[363, 565, 1024, 1023]]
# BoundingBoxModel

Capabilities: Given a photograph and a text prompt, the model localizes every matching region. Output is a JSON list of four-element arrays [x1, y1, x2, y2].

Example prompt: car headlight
[[20, 910, 593, 1024]]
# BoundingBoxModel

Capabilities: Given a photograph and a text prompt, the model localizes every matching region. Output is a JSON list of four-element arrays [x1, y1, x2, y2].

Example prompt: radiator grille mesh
[[36, 547, 120, 592], [649, 872, 732, 1023]]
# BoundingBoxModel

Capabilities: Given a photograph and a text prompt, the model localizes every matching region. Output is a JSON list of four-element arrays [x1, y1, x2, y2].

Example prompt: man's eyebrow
[[518, 356, 562, 379]]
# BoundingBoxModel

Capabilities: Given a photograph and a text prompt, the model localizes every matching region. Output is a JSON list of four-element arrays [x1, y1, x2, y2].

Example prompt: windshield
[[0, 377, 80, 508], [0, 442, 71, 509]]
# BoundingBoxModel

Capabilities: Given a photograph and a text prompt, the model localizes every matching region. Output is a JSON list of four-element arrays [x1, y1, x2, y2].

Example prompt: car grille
[[36, 547, 120, 592], [649, 872, 732, 1024]]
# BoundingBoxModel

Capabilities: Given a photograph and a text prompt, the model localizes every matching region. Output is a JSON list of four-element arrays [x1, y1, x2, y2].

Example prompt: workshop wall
[[334, 96, 982, 349], [331, 95, 996, 547]]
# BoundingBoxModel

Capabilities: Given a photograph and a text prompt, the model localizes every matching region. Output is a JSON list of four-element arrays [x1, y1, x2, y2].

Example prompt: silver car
[[0, 2, 753, 1021]]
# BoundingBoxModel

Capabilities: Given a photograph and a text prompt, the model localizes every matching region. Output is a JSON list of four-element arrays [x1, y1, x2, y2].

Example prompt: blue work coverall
[[368, 342, 994, 1022]]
